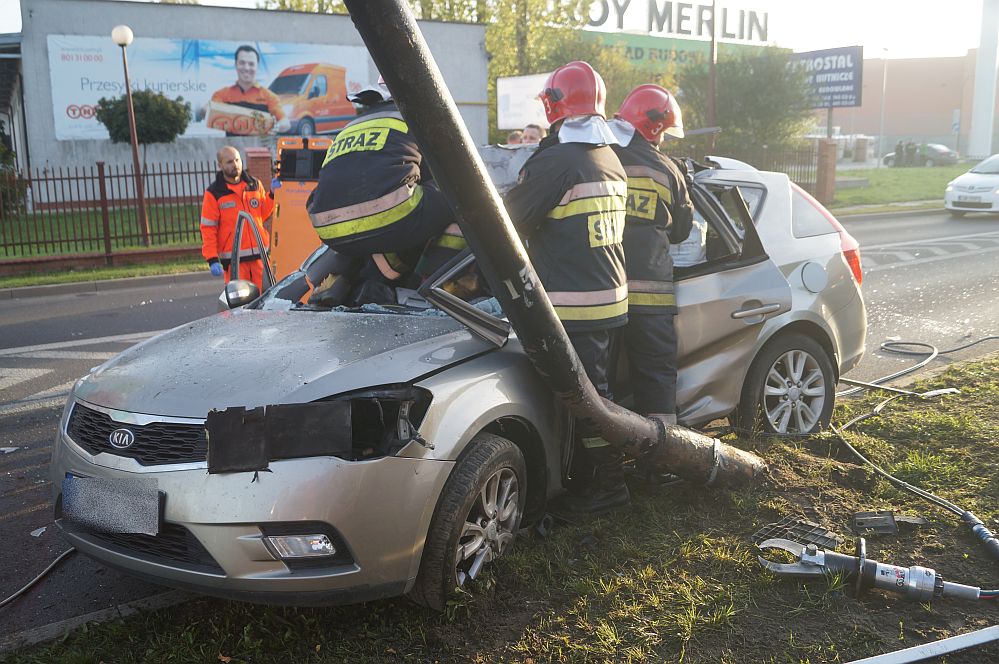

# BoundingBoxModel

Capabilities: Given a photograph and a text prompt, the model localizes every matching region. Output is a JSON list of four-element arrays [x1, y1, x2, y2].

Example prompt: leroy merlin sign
[[587, 1, 769, 43]]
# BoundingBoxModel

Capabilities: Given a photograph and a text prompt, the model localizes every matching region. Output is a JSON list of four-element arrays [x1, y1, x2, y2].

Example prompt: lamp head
[[111, 25, 134, 47]]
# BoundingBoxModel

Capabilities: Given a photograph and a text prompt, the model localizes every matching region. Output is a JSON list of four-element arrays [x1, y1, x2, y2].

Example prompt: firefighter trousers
[[622, 312, 678, 415]]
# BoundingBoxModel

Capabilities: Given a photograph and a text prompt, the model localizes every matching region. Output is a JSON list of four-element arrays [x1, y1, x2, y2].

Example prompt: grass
[[4, 359, 999, 663], [828, 163, 969, 208], [0, 257, 204, 289], [0, 204, 201, 258]]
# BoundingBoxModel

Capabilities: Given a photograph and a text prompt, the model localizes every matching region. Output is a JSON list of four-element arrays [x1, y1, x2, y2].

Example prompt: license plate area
[[957, 195, 981, 202], [62, 474, 163, 535]]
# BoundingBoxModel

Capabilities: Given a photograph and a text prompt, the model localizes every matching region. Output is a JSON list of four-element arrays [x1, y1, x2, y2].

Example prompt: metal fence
[[0, 160, 216, 262], [674, 142, 819, 193]]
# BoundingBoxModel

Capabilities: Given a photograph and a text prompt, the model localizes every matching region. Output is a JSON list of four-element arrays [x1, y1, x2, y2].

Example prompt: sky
[[0, 0, 988, 60]]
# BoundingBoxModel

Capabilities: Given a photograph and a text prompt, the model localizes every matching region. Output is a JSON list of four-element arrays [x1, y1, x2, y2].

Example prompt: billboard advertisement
[[47, 35, 371, 140], [792, 46, 864, 109]]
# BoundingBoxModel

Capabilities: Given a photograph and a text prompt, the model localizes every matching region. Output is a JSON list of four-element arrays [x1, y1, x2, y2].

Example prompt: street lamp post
[[111, 25, 150, 246], [877, 49, 888, 169]]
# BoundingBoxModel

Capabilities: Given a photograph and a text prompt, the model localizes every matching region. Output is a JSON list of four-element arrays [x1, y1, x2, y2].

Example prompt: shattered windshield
[[252, 245, 502, 320]]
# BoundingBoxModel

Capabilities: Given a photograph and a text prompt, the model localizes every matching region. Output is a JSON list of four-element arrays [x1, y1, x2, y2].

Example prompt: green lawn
[[0, 203, 201, 258], [830, 163, 968, 208], [6, 357, 999, 663]]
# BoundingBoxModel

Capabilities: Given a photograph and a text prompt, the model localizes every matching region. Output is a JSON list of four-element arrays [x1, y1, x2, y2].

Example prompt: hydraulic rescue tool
[[758, 537, 998, 602]]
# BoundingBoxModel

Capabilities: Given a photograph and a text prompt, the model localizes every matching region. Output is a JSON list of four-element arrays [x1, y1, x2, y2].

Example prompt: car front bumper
[[50, 415, 454, 605], [944, 191, 999, 212]]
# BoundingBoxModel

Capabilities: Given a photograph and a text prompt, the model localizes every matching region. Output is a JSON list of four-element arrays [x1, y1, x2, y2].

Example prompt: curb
[[1, 271, 217, 301], [833, 207, 944, 221]]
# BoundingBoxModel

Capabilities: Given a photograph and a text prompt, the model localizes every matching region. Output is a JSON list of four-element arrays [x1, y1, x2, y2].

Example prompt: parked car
[[50, 159, 866, 610], [944, 153, 999, 217], [882, 143, 959, 167], [268, 63, 357, 136]]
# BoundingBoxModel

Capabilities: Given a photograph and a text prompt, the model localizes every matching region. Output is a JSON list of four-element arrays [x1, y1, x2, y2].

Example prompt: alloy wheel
[[454, 467, 519, 585], [763, 349, 827, 434]]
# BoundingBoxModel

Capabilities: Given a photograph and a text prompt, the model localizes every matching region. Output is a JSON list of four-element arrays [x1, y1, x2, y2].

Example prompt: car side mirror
[[223, 279, 260, 309]]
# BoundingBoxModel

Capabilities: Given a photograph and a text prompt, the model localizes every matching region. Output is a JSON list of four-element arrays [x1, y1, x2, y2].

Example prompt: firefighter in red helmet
[[608, 84, 694, 428], [504, 61, 631, 515]]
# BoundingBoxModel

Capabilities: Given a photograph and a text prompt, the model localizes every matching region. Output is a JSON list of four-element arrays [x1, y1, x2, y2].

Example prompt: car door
[[673, 179, 792, 424]]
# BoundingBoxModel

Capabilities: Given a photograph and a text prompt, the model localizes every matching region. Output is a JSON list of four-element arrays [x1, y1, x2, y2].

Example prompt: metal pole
[[877, 53, 888, 168], [707, 0, 718, 153], [340, 0, 766, 487], [120, 45, 150, 246]]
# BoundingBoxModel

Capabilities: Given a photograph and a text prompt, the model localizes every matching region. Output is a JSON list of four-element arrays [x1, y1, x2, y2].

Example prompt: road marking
[[861, 229, 999, 252], [0, 460, 51, 476], [0, 501, 49, 523], [866, 244, 999, 274], [0, 368, 53, 394], [0, 397, 66, 418], [0, 330, 166, 358], [9, 351, 117, 361], [28, 380, 78, 399], [1, 480, 50, 499]]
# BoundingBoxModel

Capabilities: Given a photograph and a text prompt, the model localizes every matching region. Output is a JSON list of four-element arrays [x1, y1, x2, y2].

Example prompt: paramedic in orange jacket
[[200, 146, 274, 290]]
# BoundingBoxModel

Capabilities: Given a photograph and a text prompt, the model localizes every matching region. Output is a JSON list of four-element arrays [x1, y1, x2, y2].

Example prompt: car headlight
[[205, 385, 434, 473], [945, 184, 954, 192]]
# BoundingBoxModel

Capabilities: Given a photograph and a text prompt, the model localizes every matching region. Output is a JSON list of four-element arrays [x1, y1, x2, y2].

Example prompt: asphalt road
[[0, 210, 997, 647]]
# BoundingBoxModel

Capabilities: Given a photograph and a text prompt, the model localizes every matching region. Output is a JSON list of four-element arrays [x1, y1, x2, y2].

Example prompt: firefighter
[[200, 145, 274, 291], [607, 85, 694, 427], [307, 79, 455, 288], [504, 61, 630, 515]]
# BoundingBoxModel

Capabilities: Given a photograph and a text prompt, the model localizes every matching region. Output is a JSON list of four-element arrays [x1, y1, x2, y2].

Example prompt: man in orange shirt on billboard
[[200, 146, 274, 290], [207, 45, 291, 136]]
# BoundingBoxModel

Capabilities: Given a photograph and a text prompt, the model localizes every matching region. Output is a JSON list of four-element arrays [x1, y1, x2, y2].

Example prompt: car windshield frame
[[970, 155, 999, 174]]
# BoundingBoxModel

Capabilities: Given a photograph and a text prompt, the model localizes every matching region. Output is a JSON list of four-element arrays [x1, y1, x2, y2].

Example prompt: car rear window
[[791, 189, 837, 238]]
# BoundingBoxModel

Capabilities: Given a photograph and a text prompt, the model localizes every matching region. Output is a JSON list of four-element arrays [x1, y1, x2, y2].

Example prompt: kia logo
[[108, 428, 136, 449]]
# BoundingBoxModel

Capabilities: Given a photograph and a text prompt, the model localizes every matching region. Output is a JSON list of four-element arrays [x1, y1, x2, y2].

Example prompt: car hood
[[74, 309, 494, 418], [953, 172, 999, 187]]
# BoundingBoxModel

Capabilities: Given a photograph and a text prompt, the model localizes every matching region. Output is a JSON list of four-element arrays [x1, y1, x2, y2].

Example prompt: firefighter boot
[[549, 443, 631, 519]]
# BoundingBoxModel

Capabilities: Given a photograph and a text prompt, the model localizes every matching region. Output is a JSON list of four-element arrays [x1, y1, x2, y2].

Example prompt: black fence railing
[[0, 160, 216, 262], [673, 142, 819, 193]]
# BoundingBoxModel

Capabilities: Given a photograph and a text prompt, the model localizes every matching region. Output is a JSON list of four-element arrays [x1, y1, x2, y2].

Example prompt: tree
[[158, 0, 200, 4], [675, 49, 813, 154], [95, 90, 191, 159], [259, 0, 347, 14]]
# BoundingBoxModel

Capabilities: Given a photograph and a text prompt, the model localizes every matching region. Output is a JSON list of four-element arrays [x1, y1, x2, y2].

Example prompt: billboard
[[792, 46, 864, 109], [47, 35, 370, 140]]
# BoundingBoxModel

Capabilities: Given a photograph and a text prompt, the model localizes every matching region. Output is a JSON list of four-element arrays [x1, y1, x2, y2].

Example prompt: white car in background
[[944, 154, 999, 217]]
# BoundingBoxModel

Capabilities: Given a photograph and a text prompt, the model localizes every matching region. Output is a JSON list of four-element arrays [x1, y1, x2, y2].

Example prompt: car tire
[[409, 433, 525, 611], [298, 118, 315, 136], [734, 333, 835, 437], [925, 158, 935, 167], [884, 157, 893, 167], [948, 209, 967, 218]]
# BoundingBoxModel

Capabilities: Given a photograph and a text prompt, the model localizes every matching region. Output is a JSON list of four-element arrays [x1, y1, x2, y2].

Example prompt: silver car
[[49, 159, 866, 610]]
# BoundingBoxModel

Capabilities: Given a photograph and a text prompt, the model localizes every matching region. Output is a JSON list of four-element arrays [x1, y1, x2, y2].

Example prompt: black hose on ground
[[0, 547, 75, 610]]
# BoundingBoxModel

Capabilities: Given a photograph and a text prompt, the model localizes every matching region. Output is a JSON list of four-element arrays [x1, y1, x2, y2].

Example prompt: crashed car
[[50, 155, 866, 609]]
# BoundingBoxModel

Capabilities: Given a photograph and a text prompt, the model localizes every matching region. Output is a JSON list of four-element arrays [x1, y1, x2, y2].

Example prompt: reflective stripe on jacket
[[611, 134, 694, 315], [200, 171, 273, 267], [504, 135, 628, 332], [415, 223, 468, 279], [307, 104, 426, 249]]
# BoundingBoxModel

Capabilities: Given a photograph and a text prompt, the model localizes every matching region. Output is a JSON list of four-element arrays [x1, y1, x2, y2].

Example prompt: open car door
[[673, 182, 793, 424]]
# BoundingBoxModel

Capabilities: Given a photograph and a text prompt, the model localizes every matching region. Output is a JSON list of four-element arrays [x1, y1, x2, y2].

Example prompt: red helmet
[[615, 84, 684, 142], [539, 61, 607, 125]]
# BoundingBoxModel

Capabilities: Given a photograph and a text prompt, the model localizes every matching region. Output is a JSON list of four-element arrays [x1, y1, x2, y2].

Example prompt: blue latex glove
[[209, 262, 224, 277]]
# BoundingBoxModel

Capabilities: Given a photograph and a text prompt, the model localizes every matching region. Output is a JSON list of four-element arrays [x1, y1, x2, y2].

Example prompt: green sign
[[582, 31, 768, 71]]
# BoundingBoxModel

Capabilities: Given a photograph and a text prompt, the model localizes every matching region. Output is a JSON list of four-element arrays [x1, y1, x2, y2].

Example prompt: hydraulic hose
[[0, 547, 75, 610], [340, 0, 765, 487]]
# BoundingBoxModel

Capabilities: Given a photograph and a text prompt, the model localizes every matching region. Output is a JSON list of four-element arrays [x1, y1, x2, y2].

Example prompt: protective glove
[[209, 262, 224, 277]]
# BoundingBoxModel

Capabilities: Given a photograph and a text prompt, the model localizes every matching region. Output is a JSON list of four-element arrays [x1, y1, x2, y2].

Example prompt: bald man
[[200, 146, 274, 290]]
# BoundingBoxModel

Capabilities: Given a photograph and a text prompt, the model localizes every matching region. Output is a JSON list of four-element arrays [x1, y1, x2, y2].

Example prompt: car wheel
[[409, 432, 525, 611], [949, 209, 967, 218], [298, 118, 315, 136], [884, 157, 893, 167], [735, 333, 835, 437], [925, 158, 936, 167]]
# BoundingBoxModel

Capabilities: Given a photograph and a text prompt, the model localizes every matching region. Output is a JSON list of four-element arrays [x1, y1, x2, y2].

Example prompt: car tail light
[[791, 183, 863, 286]]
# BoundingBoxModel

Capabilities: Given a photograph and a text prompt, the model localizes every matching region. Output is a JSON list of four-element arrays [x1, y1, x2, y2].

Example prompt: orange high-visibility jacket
[[200, 171, 274, 268]]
